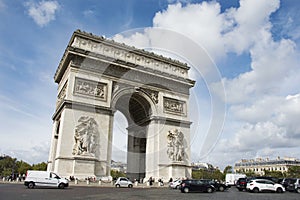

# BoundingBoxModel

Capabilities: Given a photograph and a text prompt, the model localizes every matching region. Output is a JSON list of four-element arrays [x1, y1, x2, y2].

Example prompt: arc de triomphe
[[47, 30, 195, 181]]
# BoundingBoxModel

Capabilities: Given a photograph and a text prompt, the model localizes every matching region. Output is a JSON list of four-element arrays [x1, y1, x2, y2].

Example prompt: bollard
[[75, 179, 78, 184], [86, 179, 90, 185], [135, 181, 138, 186], [98, 180, 101, 185]]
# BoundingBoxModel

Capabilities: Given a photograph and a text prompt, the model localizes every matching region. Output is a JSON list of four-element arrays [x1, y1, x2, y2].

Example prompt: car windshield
[[51, 172, 60, 179]]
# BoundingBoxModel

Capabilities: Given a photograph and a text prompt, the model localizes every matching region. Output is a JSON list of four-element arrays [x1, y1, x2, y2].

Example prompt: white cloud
[[0, 0, 5, 11], [111, 0, 300, 168], [153, 2, 226, 61], [25, 1, 60, 27], [3, 142, 50, 164], [223, 0, 280, 54]]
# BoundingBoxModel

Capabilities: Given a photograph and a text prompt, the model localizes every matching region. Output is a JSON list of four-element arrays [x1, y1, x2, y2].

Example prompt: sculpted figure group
[[72, 116, 98, 156], [167, 129, 185, 161]]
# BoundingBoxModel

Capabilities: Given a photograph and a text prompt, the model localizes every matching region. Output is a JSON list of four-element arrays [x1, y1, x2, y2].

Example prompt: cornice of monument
[[54, 30, 195, 87]]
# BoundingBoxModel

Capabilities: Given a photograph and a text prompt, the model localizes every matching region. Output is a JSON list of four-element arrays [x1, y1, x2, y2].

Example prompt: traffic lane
[[0, 184, 300, 200]]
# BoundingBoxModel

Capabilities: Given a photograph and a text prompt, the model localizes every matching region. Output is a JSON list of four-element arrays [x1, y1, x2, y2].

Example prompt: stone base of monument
[[159, 162, 191, 180], [71, 156, 106, 180]]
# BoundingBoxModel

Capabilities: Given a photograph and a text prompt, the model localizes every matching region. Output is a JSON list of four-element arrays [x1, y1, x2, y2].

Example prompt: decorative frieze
[[163, 97, 186, 115], [74, 77, 107, 101], [167, 129, 185, 162], [71, 36, 188, 79]]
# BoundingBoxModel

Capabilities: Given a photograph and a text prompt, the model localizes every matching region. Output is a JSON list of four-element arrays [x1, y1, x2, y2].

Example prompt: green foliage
[[32, 162, 47, 171], [287, 166, 300, 177], [264, 170, 284, 178], [223, 165, 233, 174], [16, 160, 32, 175], [0, 155, 47, 177], [0, 156, 18, 176], [192, 169, 224, 181], [110, 170, 126, 179]]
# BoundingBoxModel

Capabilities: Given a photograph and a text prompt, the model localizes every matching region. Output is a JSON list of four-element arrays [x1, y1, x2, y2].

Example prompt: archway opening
[[113, 92, 152, 181]]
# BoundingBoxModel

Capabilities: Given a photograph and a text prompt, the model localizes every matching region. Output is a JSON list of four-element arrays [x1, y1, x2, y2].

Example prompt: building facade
[[234, 157, 300, 176]]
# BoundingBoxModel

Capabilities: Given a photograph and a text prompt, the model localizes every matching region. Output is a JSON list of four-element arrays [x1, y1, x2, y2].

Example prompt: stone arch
[[47, 30, 195, 181], [110, 87, 158, 180]]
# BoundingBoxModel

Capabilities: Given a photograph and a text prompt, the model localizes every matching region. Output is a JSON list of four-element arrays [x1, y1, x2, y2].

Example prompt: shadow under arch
[[110, 86, 158, 181]]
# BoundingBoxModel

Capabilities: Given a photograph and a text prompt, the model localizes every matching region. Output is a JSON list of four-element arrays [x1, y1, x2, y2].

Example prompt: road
[[0, 183, 299, 200]]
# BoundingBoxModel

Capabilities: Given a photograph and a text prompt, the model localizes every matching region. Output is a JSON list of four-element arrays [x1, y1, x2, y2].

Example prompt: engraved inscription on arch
[[163, 97, 186, 115], [74, 77, 107, 101]]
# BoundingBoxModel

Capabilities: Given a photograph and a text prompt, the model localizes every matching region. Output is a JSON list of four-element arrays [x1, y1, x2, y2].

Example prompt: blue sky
[[0, 0, 300, 170]]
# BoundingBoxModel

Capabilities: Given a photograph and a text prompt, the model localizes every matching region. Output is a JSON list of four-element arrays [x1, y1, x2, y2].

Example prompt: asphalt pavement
[[0, 181, 299, 200]]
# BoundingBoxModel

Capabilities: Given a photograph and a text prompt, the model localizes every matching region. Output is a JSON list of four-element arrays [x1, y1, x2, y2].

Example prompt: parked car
[[24, 170, 69, 189], [180, 179, 215, 193], [246, 179, 285, 193], [281, 178, 296, 190], [201, 179, 229, 192], [236, 177, 249, 191], [115, 177, 133, 188], [296, 179, 300, 193], [282, 178, 300, 193], [169, 179, 182, 189]]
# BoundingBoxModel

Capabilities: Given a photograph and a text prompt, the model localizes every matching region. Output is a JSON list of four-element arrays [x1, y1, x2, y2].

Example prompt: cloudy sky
[[0, 0, 299, 170]]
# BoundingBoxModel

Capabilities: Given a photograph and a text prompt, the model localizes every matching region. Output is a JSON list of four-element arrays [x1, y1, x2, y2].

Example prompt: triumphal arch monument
[[47, 30, 195, 181]]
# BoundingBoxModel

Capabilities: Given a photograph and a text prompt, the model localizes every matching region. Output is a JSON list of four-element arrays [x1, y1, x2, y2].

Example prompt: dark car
[[282, 178, 300, 192], [201, 179, 230, 192], [180, 179, 215, 193], [236, 177, 248, 191]]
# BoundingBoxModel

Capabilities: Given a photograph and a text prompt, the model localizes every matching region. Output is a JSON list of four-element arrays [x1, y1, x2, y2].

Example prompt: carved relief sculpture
[[141, 88, 159, 104], [167, 129, 185, 162], [56, 81, 67, 107], [72, 116, 98, 156], [163, 97, 186, 115], [74, 77, 106, 100]]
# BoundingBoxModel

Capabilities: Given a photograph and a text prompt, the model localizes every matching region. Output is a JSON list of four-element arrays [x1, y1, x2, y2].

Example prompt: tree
[[287, 166, 300, 177], [192, 169, 224, 181], [110, 170, 126, 180], [16, 160, 32, 175], [264, 170, 284, 178], [223, 165, 233, 174], [0, 156, 17, 176], [32, 162, 47, 171]]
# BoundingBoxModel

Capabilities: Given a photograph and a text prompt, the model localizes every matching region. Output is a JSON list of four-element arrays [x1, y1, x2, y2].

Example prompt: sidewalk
[[0, 179, 168, 188]]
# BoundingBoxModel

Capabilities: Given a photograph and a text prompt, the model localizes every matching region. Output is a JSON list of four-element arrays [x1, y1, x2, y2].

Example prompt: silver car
[[115, 177, 133, 188]]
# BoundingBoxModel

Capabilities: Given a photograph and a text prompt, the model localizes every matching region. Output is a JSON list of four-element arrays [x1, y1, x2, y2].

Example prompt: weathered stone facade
[[47, 30, 195, 181]]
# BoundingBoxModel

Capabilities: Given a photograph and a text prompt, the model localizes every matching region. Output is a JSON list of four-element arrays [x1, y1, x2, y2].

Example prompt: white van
[[225, 173, 246, 186], [24, 170, 69, 189]]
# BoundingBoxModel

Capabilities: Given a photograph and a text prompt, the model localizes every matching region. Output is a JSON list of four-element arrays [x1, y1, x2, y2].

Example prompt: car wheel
[[28, 182, 34, 189], [175, 185, 179, 189], [276, 187, 283, 193], [183, 187, 189, 193], [58, 183, 65, 189], [128, 184, 133, 188], [296, 188, 300, 193], [253, 187, 259, 193], [207, 187, 213, 193], [219, 186, 225, 192], [115, 184, 120, 188]]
